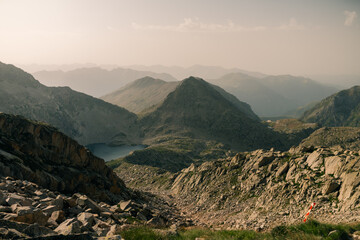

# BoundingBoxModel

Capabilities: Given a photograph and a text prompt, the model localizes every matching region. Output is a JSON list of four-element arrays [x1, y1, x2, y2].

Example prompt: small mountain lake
[[86, 143, 146, 162]]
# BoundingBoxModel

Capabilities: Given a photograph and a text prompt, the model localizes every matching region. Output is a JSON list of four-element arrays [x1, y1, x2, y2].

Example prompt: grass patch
[[119, 221, 360, 240]]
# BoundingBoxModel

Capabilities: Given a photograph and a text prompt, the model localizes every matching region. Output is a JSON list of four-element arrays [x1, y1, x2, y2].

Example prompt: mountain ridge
[[209, 72, 338, 117], [141, 76, 288, 151], [101, 76, 179, 114], [301, 85, 360, 127], [33, 67, 177, 97], [0, 61, 141, 146]]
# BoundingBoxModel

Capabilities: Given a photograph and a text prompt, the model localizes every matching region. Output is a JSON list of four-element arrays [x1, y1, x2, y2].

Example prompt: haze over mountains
[[101, 77, 178, 114], [209, 73, 338, 117], [126, 64, 267, 79], [33, 67, 177, 97], [140, 77, 287, 151], [0, 61, 293, 151], [3, 60, 360, 237], [0, 62, 141, 145], [29, 63, 342, 117], [2, 0, 360, 238], [100, 67, 337, 117], [301, 85, 360, 127]]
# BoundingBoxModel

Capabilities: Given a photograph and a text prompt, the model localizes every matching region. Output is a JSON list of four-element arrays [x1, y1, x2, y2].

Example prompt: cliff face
[[0, 113, 130, 203]]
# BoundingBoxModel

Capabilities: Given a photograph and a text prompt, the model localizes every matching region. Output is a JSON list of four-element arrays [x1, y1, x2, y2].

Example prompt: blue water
[[87, 143, 146, 162]]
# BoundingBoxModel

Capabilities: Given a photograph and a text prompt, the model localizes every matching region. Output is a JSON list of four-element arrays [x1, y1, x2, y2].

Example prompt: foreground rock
[[0, 113, 186, 238], [0, 176, 185, 239], [116, 144, 360, 230], [0, 112, 130, 203], [171, 145, 360, 230]]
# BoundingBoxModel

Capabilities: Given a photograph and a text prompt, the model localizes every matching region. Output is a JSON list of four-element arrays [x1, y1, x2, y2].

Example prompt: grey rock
[[55, 218, 81, 235]]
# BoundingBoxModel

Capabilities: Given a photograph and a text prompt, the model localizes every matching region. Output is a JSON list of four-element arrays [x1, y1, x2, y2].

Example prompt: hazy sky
[[0, 0, 359, 75]]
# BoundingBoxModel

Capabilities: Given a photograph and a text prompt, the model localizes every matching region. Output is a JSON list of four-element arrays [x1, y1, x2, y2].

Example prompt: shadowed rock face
[[0, 113, 131, 203]]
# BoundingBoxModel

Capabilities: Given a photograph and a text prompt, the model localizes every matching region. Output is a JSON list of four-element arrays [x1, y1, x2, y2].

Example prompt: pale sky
[[0, 0, 359, 75]]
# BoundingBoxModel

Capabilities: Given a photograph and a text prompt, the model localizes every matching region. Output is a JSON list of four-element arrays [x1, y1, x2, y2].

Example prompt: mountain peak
[[141, 77, 286, 151], [131, 76, 167, 88]]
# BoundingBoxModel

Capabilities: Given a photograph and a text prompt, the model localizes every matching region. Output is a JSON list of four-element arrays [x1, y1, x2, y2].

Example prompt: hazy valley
[[1, 58, 360, 239]]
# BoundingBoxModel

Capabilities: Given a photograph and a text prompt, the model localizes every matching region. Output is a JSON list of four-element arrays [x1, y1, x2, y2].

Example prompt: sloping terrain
[[101, 77, 179, 113], [140, 77, 287, 151], [33, 67, 177, 97], [266, 118, 318, 144], [301, 85, 360, 127], [114, 144, 360, 230], [209, 73, 337, 117], [102, 76, 259, 121], [171, 146, 360, 229], [299, 127, 360, 150], [0, 62, 141, 145], [0, 113, 185, 238], [0, 112, 131, 202]]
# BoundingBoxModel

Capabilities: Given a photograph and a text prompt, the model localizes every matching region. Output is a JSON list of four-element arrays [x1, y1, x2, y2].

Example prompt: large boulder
[[55, 218, 82, 235], [306, 150, 323, 170], [0, 113, 132, 203], [324, 156, 343, 177]]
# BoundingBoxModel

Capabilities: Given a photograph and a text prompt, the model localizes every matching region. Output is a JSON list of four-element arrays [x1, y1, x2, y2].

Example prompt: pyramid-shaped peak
[[130, 76, 167, 87], [181, 76, 208, 85]]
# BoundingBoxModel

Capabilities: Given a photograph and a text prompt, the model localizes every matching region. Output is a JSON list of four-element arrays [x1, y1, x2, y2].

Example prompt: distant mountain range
[[102, 76, 259, 120], [102, 71, 337, 117], [0, 62, 141, 145], [308, 74, 360, 89], [126, 64, 267, 79], [301, 85, 360, 127], [1, 61, 340, 152], [29, 64, 339, 117], [32, 67, 177, 97], [0, 61, 287, 151], [208, 73, 338, 117]]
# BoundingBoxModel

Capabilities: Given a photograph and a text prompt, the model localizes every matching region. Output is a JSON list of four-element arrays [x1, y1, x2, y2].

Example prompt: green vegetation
[[120, 226, 267, 240], [119, 221, 360, 240]]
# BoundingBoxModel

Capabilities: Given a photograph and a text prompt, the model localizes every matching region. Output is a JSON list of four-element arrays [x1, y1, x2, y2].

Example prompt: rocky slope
[[209, 73, 337, 117], [101, 77, 179, 114], [301, 85, 360, 127], [33, 67, 177, 97], [0, 62, 141, 146], [0, 176, 186, 239], [115, 144, 360, 231], [0, 112, 131, 203], [141, 77, 288, 151], [0, 113, 186, 238], [299, 127, 360, 150]]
